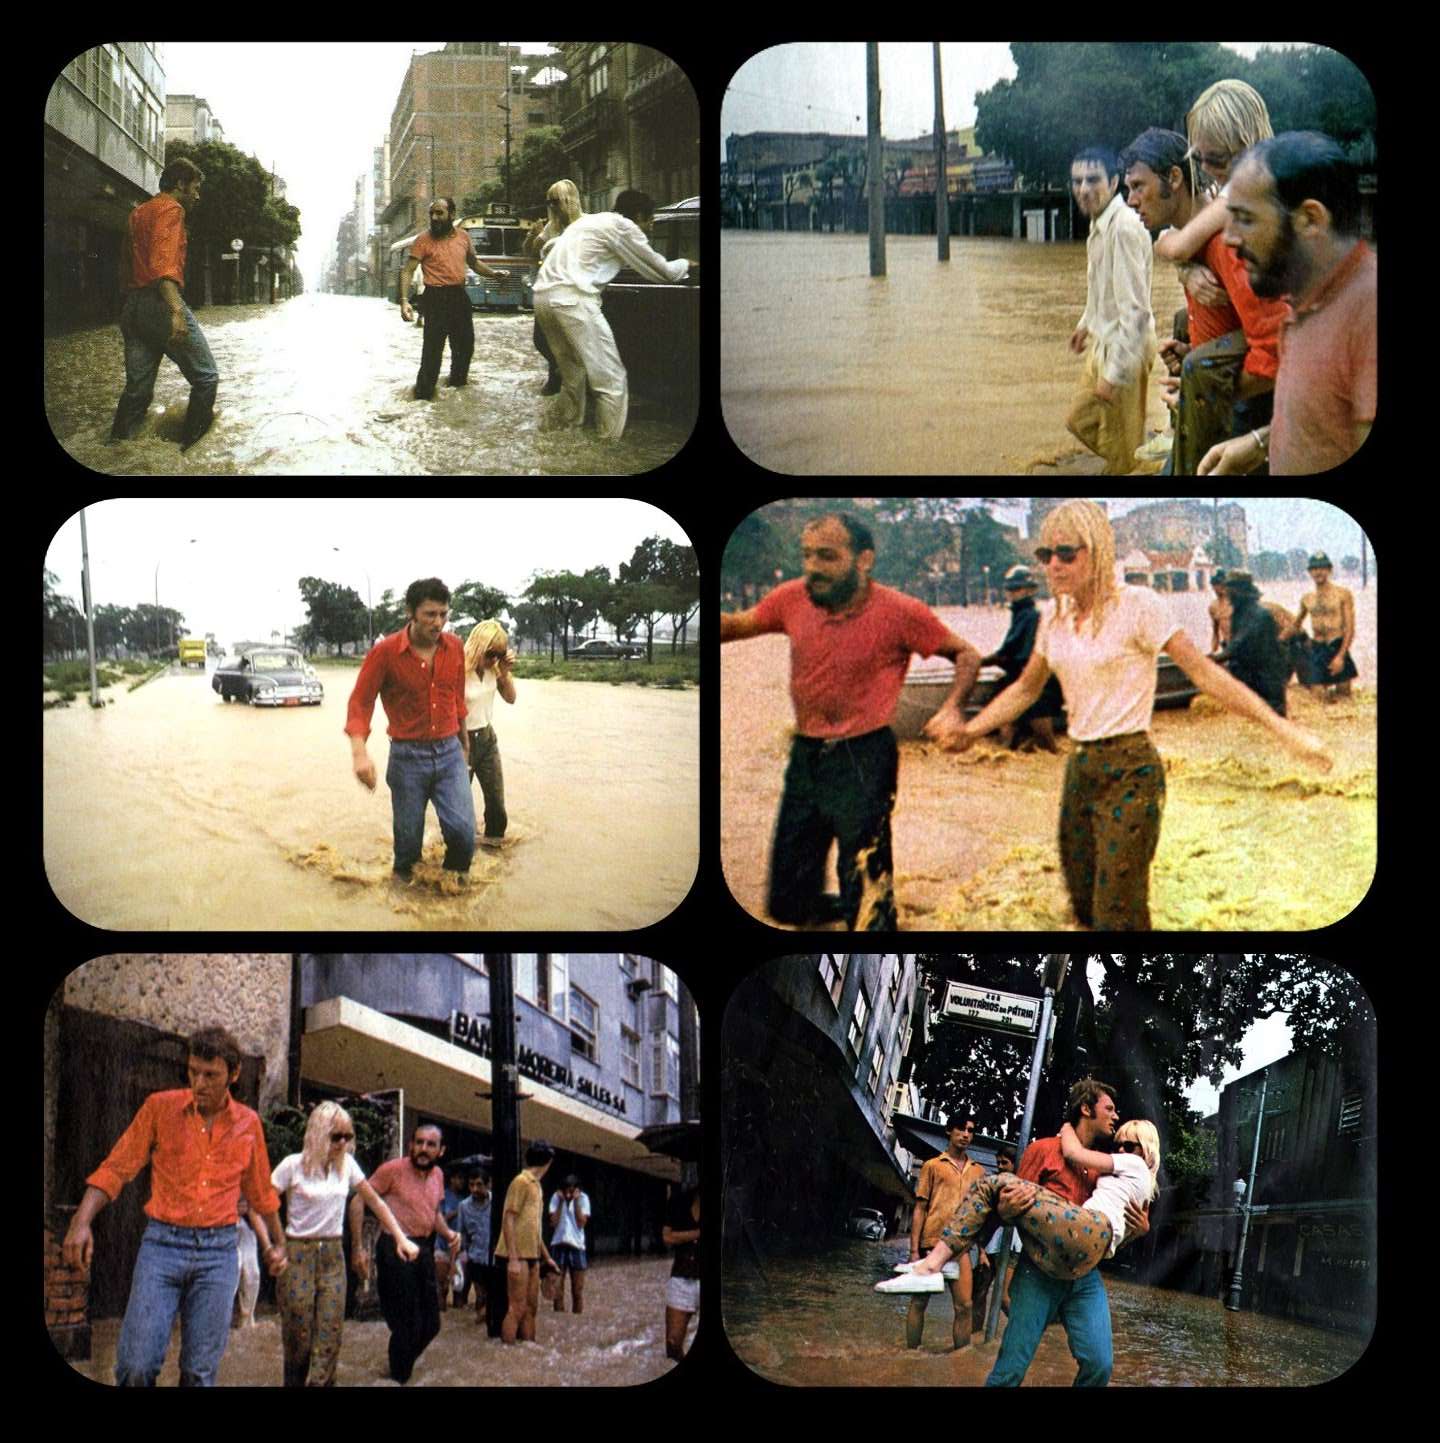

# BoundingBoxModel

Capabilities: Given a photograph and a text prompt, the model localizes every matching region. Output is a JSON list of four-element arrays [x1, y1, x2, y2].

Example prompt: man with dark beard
[[399, 199, 505, 400], [719, 513, 980, 929], [1216, 571, 1290, 716], [368, 1123, 463, 1384], [1198, 133, 1376, 475]]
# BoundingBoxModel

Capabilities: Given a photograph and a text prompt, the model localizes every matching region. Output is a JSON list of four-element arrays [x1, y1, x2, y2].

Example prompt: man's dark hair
[[405, 577, 451, 612], [160, 156, 204, 192], [996, 1147, 1017, 1167], [804, 512, 875, 556], [412, 1121, 444, 1142], [187, 1025, 242, 1072], [431, 196, 456, 217], [1240, 131, 1360, 235], [1121, 128, 1192, 194], [614, 189, 656, 222], [525, 1139, 556, 1166], [945, 1111, 976, 1132], [1065, 1077, 1118, 1127], [1071, 146, 1121, 184]]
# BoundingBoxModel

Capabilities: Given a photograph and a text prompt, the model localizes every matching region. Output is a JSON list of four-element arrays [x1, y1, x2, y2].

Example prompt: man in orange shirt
[[61, 1025, 286, 1385], [108, 156, 221, 453], [399, 197, 504, 400]]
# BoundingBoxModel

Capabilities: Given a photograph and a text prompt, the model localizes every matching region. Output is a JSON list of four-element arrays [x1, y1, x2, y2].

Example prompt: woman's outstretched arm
[[1059, 1122, 1115, 1177]]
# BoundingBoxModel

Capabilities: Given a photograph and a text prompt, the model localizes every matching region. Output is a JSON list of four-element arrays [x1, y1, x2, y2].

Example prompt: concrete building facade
[[164, 93, 224, 147]]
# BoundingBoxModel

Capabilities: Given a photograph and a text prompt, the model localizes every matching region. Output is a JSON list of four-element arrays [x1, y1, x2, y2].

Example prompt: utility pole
[[80, 509, 99, 708], [678, 988, 700, 1191], [486, 952, 520, 1338], [933, 44, 949, 261], [1226, 1068, 1268, 1311], [867, 43, 886, 277]]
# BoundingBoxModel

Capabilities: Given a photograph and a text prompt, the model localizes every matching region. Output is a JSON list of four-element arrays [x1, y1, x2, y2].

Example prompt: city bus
[[386, 204, 534, 312]]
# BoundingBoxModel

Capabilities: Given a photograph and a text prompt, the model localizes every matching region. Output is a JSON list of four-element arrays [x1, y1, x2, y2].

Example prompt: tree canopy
[[461, 125, 571, 215], [165, 139, 303, 255]]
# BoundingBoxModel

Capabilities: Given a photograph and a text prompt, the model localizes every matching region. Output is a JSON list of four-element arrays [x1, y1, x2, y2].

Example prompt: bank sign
[[450, 1011, 628, 1117], [941, 982, 1041, 1038]]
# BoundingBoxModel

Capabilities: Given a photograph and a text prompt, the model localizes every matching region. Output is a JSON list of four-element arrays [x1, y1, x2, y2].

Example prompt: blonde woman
[[525, 180, 585, 394], [927, 500, 1330, 929], [463, 620, 517, 848], [889, 1120, 1160, 1288], [270, 1102, 418, 1388]]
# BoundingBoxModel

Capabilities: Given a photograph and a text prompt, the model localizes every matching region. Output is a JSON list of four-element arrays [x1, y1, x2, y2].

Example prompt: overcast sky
[[722, 42, 1309, 159], [45, 498, 692, 646], [158, 42, 557, 290]]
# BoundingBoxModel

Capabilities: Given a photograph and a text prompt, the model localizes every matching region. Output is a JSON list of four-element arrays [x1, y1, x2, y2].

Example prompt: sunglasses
[[1116, 1141, 1142, 1154], [1035, 544, 1086, 564], [485, 650, 504, 659], [330, 1132, 354, 1143], [1195, 151, 1233, 171]]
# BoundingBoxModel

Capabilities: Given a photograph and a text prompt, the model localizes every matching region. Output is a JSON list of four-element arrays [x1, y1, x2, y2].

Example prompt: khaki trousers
[[1065, 344, 1155, 476]]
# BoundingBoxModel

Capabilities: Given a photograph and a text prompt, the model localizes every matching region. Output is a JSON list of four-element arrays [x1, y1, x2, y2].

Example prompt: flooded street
[[44, 664, 698, 930], [45, 294, 692, 476], [721, 579, 1377, 930], [64, 1255, 688, 1387], [723, 1236, 1367, 1386], [721, 232, 1185, 474]]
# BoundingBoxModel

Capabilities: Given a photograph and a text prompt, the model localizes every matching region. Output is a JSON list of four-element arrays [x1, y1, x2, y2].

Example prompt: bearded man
[[399, 198, 504, 400], [719, 513, 980, 930]]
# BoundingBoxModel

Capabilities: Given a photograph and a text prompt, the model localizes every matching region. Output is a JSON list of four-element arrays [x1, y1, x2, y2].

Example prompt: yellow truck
[[178, 637, 208, 669]]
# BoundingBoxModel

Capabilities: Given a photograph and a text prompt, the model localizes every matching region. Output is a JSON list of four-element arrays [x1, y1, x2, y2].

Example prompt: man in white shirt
[[531, 189, 693, 441], [546, 1174, 592, 1314], [1065, 146, 1158, 475]]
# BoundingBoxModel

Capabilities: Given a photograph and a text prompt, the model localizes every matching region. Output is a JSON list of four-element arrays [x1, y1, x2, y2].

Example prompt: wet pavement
[[45, 294, 693, 476], [62, 1255, 689, 1387], [723, 1236, 1369, 1386]]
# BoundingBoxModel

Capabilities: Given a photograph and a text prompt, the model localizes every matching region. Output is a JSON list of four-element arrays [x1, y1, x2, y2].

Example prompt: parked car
[[602, 195, 699, 423], [567, 639, 643, 660], [212, 647, 323, 706], [844, 1207, 888, 1241]]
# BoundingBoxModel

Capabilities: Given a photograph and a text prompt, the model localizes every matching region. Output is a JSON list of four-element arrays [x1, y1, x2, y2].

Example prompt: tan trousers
[[1065, 344, 1155, 476]]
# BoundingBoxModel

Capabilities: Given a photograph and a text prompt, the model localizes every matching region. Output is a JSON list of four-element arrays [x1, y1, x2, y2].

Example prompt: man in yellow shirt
[[494, 1140, 558, 1343]]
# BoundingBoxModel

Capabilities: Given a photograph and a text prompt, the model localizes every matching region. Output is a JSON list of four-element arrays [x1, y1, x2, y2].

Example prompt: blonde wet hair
[[1039, 499, 1118, 638], [546, 179, 584, 232], [1115, 1119, 1160, 1201], [301, 1100, 354, 1180], [464, 618, 508, 674], [1185, 80, 1274, 168]]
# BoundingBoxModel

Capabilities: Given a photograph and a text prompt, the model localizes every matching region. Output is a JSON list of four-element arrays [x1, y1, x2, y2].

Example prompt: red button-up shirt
[[127, 192, 188, 291], [1016, 1134, 1095, 1208], [86, 1089, 280, 1227], [344, 626, 468, 742]]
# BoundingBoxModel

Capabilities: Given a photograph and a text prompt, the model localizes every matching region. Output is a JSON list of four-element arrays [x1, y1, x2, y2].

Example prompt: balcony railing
[[561, 95, 619, 145]]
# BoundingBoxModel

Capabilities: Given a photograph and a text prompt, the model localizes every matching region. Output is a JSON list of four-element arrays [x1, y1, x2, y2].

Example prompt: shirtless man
[[905, 1113, 986, 1351], [1294, 552, 1357, 700], [1207, 570, 1232, 654]]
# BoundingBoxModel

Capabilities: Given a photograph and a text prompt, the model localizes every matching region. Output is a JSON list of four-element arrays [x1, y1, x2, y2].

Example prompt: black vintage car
[[567, 639, 644, 660], [602, 196, 699, 424], [212, 647, 324, 706]]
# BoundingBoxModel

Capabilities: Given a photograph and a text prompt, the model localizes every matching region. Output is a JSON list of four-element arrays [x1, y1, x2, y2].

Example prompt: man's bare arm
[[399, 257, 419, 303], [719, 608, 768, 643]]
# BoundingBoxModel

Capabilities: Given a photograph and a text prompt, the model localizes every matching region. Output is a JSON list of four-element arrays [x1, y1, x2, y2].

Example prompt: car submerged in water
[[212, 647, 323, 706], [844, 1208, 888, 1241]]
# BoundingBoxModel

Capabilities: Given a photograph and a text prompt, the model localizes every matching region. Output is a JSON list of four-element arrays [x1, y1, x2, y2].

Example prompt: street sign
[[231, 237, 245, 251], [941, 981, 1041, 1037], [221, 253, 238, 260]]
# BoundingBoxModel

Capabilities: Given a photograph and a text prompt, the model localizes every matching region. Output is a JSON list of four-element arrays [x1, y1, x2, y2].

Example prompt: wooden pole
[[934, 44, 949, 261], [867, 43, 886, 276]]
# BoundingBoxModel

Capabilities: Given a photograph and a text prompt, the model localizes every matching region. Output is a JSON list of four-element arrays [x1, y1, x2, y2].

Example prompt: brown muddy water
[[721, 579, 1377, 930], [724, 1236, 1367, 1386], [63, 1255, 688, 1387], [44, 295, 691, 477], [44, 665, 698, 930], [721, 231, 1185, 475]]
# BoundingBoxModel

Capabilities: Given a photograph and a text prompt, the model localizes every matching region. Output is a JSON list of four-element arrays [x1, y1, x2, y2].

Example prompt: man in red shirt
[[1199, 132, 1377, 476], [720, 514, 980, 929], [1121, 128, 1285, 475], [346, 577, 475, 882], [369, 1123, 463, 1384], [984, 1078, 1149, 1387], [61, 1026, 285, 1386], [108, 155, 221, 453], [399, 197, 504, 400]]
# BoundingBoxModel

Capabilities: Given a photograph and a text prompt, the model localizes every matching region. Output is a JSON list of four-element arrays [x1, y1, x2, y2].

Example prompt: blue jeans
[[985, 1254, 1112, 1387], [386, 737, 475, 874], [112, 287, 219, 440], [114, 1219, 239, 1386]]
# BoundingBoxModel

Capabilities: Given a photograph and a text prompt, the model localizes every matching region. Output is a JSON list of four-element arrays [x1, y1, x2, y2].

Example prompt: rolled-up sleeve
[[345, 645, 387, 738], [240, 1118, 280, 1216], [86, 1096, 159, 1201], [610, 218, 690, 283]]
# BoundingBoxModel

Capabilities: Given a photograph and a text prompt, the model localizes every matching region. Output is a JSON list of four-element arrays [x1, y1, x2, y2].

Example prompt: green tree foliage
[[720, 513, 787, 602], [297, 576, 368, 655], [619, 536, 700, 657], [448, 580, 511, 635], [371, 588, 406, 640], [524, 569, 609, 658], [43, 570, 85, 659], [461, 125, 571, 214], [974, 43, 1376, 190]]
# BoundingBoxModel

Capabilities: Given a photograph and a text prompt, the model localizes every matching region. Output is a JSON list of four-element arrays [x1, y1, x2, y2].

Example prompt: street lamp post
[[1226, 1068, 1269, 1312]]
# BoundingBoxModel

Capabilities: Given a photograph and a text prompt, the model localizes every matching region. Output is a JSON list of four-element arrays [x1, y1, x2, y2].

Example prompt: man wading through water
[[399, 199, 505, 400]]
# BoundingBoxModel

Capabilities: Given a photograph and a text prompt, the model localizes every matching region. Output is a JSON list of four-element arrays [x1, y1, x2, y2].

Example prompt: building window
[[650, 1033, 679, 1098], [547, 954, 569, 1023], [1337, 1092, 1363, 1137], [847, 985, 870, 1059], [818, 953, 846, 1008], [1259, 1117, 1290, 1162], [451, 953, 486, 973], [620, 954, 638, 978], [868, 1042, 884, 1095], [514, 953, 537, 1003], [587, 49, 610, 100], [887, 956, 901, 1009], [660, 965, 679, 1001], [621, 1027, 641, 1088], [570, 986, 598, 1061], [648, 995, 668, 1033]]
